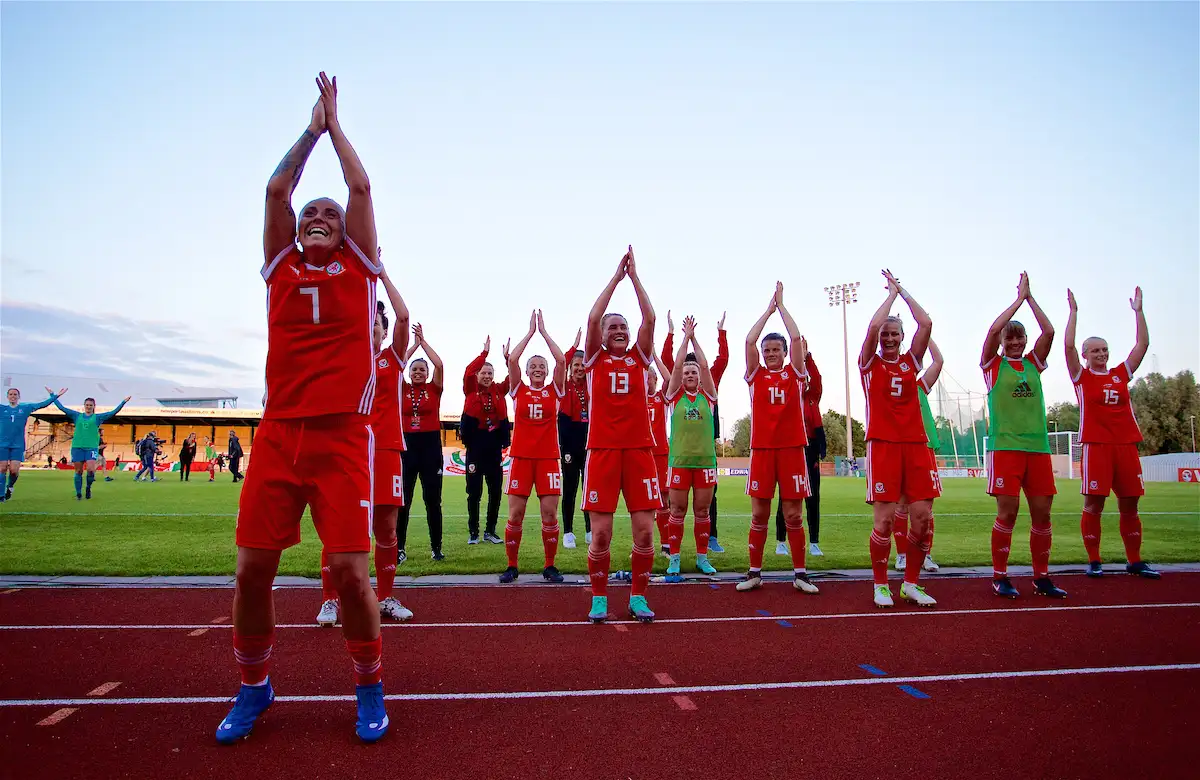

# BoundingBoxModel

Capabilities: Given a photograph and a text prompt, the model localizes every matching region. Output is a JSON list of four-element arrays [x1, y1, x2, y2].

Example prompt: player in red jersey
[[739, 282, 818, 595], [317, 260, 415, 625], [893, 340, 945, 576], [217, 74, 389, 744], [582, 246, 660, 623], [861, 270, 939, 608], [499, 310, 570, 584], [1065, 287, 1158, 579], [400, 323, 446, 561], [647, 356, 672, 555]]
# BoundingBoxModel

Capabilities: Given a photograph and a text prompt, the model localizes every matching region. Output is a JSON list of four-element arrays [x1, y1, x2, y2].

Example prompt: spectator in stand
[[461, 338, 511, 545], [228, 430, 244, 482], [180, 433, 198, 481], [775, 352, 825, 557]]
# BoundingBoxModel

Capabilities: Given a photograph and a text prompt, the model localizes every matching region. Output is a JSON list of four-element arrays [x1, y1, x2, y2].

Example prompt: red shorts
[[373, 448, 405, 507], [667, 466, 718, 493], [987, 451, 1057, 497], [583, 447, 661, 514], [1080, 443, 1144, 498], [236, 415, 373, 554], [654, 454, 669, 508], [865, 441, 941, 504], [506, 457, 563, 497], [746, 447, 810, 500]]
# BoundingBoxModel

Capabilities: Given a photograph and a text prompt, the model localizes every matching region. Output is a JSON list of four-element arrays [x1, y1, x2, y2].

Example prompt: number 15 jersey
[[1074, 362, 1142, 444], [585, 346, 653, 450], [510, 380, 565, 459]]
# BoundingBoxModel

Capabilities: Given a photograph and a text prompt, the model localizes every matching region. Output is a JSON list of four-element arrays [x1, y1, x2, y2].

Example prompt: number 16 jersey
[[585, 347, 653, 450], [510, 380, 565, 459]]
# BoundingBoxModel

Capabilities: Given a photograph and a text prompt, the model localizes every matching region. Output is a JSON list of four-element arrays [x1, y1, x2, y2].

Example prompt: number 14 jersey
[[747, 364, 808, 449], [585, 347, 653, 450]]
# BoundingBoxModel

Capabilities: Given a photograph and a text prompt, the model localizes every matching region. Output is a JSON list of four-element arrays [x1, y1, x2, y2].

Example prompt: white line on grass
[[2, 662, 1197, 707], [3, 600, 1197, 631]]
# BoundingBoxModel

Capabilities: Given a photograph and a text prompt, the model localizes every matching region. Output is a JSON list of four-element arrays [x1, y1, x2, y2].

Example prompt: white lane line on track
[[4, 663, 1198, 707], [3, 511, 1197, 519], [3, 600, 1198, 631]]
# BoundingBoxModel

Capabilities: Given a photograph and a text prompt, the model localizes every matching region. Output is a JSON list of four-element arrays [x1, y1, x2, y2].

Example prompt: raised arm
[[653, 352, 671, 393], [661, 311, 676, 373], [98, 397, 131, 423], [689, 325, 717, 399], [1126, 287, 1149, 373], [52, 396, 79, 422], [316, 73, 377, 261], [774, 283, 806, 374], [33, 388, 64, 411], [508, 312, 538, 386], [415, 324, 445, 389], [585, 251, 628, 359], [860, 271, 900, 366], [745, 288, 778, 378], [804, 353, 823, 405], [665, 320, 691, 399], [894, 272, 932, 364], [378, 256, 410, 357], [712, 313, 729, 385], [263, 96, 325, 262], [920, 340, 944, 389], [1025, 280, 1056, 366], [1064, 290, 1082, 380], [625, 248, 657, 358], [982, 273, 1028, 367], [464, 338, 490, 395], [538, 311, 568, 390]]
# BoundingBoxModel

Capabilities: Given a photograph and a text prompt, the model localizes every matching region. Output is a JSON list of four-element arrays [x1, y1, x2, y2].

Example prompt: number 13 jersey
[[585, 347, 653, 450], [510, 380, 565, 459], [262, 239, 381, 421], [861, 351, 926, 444]]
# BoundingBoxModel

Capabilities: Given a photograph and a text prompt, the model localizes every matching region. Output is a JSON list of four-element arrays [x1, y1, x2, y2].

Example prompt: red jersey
[[463, 351, 509, 428], [560, 378, 590, 423], [510, 381, 564, 459], [802, 353, 824, 432], [401, 381, 442, 434], [647, 391, 669, 455], [861, 351, 926, 443], [746, 365, 808, 449], [371, 346, 406, 451], [585, 346, 653, 450], [262, 240, 381, 420], [1074, 362, 1142, 444]]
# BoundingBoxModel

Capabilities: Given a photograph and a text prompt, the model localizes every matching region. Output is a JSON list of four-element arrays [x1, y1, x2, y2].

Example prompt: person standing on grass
[[661, 311, 730, 553], [1065, 286, 1159, 580], [227, 430, 244, 482], [892, 340, 945, 576], [205, 438, 217, 482], [53, 393, 130, 500], [557, 346, 591, 548], [979, 273, 1067, 599], [737, 283, 818, 596], [216, 73, 389, 745], [1, 386, 63, 502], [136, 431, 158, 482], [462, 336, 511, 546], [397, 324, 446, 561], [180, 433, 198, 482], [775, 350, 825, 558]]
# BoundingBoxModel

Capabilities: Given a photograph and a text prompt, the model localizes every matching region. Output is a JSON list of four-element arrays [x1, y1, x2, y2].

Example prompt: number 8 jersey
[[861, 351, 927, 444], [262, 238, 381, 420], [585, 346, 654, 450]]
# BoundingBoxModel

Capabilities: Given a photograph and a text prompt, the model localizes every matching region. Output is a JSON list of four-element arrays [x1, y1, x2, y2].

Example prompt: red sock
[[320, 550, 337, 600], [1030, 520, 1052, 579], [346, 636, 383, 686], [374, 542, 397, 601], [694, 512, 711, 555], [893, 511, 909, 556], [1081, 509, 1102, 562], [655, 509, 670, 548], [667, 511, 685, 555], [541, 521, 558, 568], [631, 544, 655, 597], [1119, 511, 1142, 564], [233, 631, 273, 686], [869, 531, 891, 586], [505, 521, 523, 568], [748, 521, 769, 571], [785, 520, 807, 571], [904, 532, 928, 585], [991, 517, 1015, 578], [588, 547, 610, 596]]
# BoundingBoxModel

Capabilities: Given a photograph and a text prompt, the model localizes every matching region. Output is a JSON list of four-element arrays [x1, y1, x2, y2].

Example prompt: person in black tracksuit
[[179, 433, 197, 481], [462, 341, 510, 544], [227, 430, 244, 482], [776, 353, 825, 550], [559, 350, 591, 542], [397, 327, 446, 560]]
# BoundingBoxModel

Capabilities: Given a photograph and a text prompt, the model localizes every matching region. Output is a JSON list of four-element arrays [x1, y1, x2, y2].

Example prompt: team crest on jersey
[[510, 479, 519, 489], [782, 371, 789, 380], [326, 261, 344, 276], [468, 463, 476, 474], [589, 490, 598, 502], [995, 477, 1005, 488], [875, 482, 885, 493], [564, 453, 573, 464], [1112, 376, 1122, 384], [751, 480, 759, 490], [379, 358, 389, 368], [900, 362, 909, 372], [625, 357, 635, 366], [541, 389, 549, 398], [1089, 480, 1098, 490]]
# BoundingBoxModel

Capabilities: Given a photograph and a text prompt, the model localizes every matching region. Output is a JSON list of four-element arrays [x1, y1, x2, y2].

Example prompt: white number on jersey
[[549, 471, 562, 490], [1103, 389, 1119, 405], [529, 403, 543, 420], [769, 386, 786, 404], [392, 475, 403, 498], [890, 376, 903, 397], [642, 477, 660, 499], [610, 372, 630, 394], [299, 286, 320, 324]]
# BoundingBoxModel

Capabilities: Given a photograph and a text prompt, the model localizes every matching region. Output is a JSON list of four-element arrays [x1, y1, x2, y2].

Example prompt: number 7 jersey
[[585, 346, 654, 450], [262, 239, 381, 420]]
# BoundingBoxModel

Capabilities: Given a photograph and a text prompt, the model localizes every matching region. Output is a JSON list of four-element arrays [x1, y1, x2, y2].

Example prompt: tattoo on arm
[[271, 130, 318, 191]]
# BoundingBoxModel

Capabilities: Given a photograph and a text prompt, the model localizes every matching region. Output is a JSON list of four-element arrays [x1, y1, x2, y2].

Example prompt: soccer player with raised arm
[[498, 310, 569, 584], [397, 323, 446, 561], [662, 316, 720, 580], [738, 282, 818, 595], [1065, 287, 1158, 579], [861, 270, 939, 608], [893, 340, 945, 575], [558, 347, 592, 547], [217, 74, 389, 744], [583, 246, 660, 623], [980, 273, 1067, 598], [647, 357, 671, 555], [1, 387, 63, 501], [53, 393, 129, 500]]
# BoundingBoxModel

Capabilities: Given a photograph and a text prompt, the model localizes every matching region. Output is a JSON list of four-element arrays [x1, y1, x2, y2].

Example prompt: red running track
[[2, 575, 1198, 780]]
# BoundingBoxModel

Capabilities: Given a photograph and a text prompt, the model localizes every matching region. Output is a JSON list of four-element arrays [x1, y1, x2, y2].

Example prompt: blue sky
[[2, 1, 1197, 431]]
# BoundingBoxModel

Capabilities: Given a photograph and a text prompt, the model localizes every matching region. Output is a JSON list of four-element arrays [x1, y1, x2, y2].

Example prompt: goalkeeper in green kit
[[53, 394, 130, 500]]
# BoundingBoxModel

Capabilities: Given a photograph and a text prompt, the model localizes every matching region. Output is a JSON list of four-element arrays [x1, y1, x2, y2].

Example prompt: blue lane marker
[[858, 664, 888, 677], [755, 609, 772, 617], [776, 620, 793, 628], [709, 584, 720, 590], [898, 685, 931, 699]]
